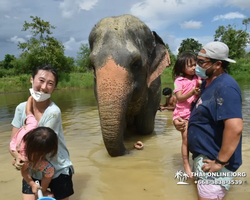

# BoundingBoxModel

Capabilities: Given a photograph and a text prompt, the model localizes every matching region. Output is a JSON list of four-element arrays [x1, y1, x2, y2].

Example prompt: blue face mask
[[195, 64, 213, 79]]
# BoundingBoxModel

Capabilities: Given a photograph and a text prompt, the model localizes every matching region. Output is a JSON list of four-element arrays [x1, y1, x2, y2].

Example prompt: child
[[10, 96, 58, 197], [159, 87, 177, 111], [172, 52, 201, 177]]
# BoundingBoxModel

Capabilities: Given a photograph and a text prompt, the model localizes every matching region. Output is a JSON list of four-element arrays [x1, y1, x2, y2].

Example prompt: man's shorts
[[22, 169, 74, 200], [193, 154, 234, 199]]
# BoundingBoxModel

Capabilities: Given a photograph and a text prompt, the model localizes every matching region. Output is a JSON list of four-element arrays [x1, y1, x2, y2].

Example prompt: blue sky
[[0, 0, 249, 60]]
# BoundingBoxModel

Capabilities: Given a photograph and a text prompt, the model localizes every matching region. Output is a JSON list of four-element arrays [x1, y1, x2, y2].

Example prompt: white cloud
[[130, 0, 224, 29], [25, 35, 32, 39], [59, 0, 99, 18], [63, 37, 87, 52], [4, 15, 10, 19], [64, 37, 76, 50], [9, 36, 26, 44], [226, 0, 250, 10], [213, 12, 246, 21], [180, 20, 202, 29]]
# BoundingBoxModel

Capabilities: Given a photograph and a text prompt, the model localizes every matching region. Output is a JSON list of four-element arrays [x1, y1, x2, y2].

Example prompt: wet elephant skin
[[89, 14, 171, 156]]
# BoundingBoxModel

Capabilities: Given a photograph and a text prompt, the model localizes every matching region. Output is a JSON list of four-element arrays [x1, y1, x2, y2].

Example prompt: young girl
[[172, 52, 201, 177], [10, 96, 58, 197]]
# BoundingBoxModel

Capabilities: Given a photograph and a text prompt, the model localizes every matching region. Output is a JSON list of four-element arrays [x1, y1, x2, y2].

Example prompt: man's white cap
[[198, 41, 236, 63]]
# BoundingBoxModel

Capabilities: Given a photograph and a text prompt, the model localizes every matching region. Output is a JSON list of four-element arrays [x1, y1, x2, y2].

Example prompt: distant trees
[[14, 16, 74, 74], [214, 18, 250, 59], [75, 43, 91, 72], [178, 38, 202, 56], [3, 54, 15, 69]]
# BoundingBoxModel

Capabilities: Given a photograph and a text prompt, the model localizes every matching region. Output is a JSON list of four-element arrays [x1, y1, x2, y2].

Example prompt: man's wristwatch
[[215, 156, 229, 165]]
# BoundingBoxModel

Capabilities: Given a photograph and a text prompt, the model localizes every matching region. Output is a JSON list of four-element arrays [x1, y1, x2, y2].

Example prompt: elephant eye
[[132, 59, 142, 70]]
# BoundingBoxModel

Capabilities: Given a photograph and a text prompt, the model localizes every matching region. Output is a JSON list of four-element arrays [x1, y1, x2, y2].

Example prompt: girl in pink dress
[[172, 52, 201, 177], [10, 96, 58, 197]]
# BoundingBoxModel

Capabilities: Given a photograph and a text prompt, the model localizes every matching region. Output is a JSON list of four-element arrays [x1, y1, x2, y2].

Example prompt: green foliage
[[165, 43, 176, 66], [75, 43, 91, 72], [17, 16, 72, 73], [178, 38, 202, 56], [3, 54, 16, 69], [214, 18, 250, 59]]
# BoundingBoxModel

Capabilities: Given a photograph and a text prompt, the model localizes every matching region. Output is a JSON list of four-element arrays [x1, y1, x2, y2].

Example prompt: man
[[174, 41, 243, 200], [159, 87, 177, 111]]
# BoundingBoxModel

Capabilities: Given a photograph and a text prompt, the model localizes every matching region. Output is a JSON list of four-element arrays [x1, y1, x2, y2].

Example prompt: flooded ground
[[0, 85, 249, 200]]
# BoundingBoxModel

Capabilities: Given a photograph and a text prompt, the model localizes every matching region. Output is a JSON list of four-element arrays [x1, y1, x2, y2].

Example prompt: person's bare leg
[[198, 195, 220, 200], [181, 120, 192, 177], [23, 194, 35, 200]]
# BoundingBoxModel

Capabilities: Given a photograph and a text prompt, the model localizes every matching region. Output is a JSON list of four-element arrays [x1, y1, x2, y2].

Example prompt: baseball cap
[[198, 41, 236, 63]]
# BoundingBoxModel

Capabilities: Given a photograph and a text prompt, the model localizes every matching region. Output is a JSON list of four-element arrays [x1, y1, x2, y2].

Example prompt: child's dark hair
[[23, 127, 58, 169], [172, 52, 196, 80], [32, 65, 58, 86], [162, 87, 172, 96]]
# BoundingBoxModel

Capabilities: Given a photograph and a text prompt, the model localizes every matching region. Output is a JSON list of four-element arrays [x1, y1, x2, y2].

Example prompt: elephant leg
[[135, 78, 161, 135]]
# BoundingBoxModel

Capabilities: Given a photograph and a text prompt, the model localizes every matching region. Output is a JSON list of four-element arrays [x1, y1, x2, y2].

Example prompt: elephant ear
[[147, 31, 171, 88]]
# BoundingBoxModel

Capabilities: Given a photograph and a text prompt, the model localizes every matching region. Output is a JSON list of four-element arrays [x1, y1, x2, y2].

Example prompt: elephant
[[88, 14, 171, 157]]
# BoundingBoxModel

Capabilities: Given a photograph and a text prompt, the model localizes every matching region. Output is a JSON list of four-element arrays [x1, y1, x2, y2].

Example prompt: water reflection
[[0, 85, 249, 200]]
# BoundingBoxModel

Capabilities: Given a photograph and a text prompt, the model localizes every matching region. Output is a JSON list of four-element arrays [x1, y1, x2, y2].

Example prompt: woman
[[10, 65, 74, 200]]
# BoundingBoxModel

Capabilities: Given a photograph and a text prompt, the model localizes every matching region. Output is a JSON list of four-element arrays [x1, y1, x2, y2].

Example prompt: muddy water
[[0, 85, 250, 200]]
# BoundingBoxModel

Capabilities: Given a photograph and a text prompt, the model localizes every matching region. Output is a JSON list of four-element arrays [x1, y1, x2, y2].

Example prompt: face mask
[[165, 95, 170, 98], [195, 64, 213, 79], [29, 88, 51, 102]]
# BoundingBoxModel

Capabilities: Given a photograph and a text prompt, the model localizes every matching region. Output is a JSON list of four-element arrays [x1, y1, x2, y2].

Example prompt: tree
[[214, 18, 250, 59], [3, 54, 15, 69], [178, 38, 202, 56], [75, 43, 91, 72], [165, 43, 176, 65], [17, 16, 73, 73]]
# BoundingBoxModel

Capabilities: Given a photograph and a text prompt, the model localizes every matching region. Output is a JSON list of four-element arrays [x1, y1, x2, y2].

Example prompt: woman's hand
[[173, 117, 186, 132], [43, 190, 54, 197], [31, 182, 42, 194]]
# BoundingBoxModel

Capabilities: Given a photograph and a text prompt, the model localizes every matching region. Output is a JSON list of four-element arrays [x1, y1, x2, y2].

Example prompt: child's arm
[[175, 87, 200, 103], [21, 163, 41, 194], [41, 176, 52, 194], [40, 161, 54, 194], [25, 96, 34, 116]]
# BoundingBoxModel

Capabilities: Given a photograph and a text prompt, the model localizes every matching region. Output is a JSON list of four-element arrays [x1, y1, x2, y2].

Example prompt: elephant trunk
[[96, 57, 131, 156]]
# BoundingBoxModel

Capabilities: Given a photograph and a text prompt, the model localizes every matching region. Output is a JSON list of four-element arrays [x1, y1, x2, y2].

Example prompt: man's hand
[[202, 159, 225, 173], [173, 117, 186, 132]]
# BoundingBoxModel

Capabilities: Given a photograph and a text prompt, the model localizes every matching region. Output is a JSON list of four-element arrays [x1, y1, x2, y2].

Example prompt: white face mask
[[29, 88, 51, 102]]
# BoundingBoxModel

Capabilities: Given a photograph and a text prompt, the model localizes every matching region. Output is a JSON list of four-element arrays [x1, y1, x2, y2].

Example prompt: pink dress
[[173, 75, 201, 120], [10, 114, 38, 157], [10, 114, 54, 177]]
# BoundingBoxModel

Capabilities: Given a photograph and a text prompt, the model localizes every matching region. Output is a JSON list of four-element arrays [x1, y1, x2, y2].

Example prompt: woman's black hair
[[32, 65, 59, 86], [172, 52, 196, 80]]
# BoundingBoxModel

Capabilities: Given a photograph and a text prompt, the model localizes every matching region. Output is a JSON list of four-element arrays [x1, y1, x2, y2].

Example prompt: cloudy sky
[[0, 0, 250, 60]]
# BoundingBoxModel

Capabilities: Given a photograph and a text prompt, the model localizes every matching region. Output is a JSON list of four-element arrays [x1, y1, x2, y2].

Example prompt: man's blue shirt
[[188, 73, 242, 172]]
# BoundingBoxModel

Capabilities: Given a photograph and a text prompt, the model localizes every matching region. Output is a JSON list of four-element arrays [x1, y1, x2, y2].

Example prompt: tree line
[[0, 16, 249, 78]]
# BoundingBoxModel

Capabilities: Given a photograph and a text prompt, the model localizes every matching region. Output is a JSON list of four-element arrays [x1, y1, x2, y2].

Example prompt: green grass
[[0, 67, 249, 93]]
